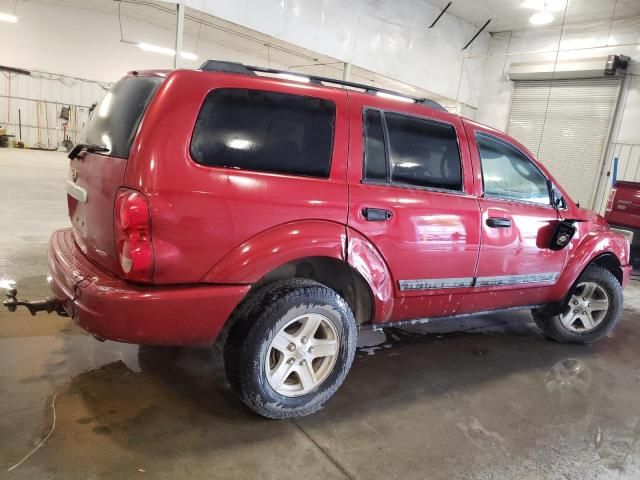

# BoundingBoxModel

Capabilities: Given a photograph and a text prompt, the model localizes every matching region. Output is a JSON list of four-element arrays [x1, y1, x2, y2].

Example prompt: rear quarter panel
[[125, 71, 349, 284]]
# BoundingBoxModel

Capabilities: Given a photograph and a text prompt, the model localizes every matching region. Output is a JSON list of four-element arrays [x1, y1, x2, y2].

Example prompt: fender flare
[[202, 220, 347, 284], [554, 227, 629, 301], [203, 220, 395, 324], [345, 227, 395, 323]]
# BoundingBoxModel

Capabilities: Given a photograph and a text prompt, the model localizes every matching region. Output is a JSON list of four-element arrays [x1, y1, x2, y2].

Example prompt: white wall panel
[[609, 17, 640, 46], [616, 75, 640, 145], [176, 0, 491, 106], [560, 20, 610, 50]]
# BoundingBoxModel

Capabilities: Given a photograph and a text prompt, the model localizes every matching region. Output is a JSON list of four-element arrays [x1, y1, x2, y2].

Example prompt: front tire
[[532, 265, 623, 344], [224, 279, 357, 419]]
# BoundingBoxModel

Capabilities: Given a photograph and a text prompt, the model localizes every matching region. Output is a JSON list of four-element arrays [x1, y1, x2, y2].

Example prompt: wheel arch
[[556, 229, 628, 293], [249, 256, 375, 326], [590, 252, 623, 285], [547, 251, 625, 315], [201, 220, 347, 284]]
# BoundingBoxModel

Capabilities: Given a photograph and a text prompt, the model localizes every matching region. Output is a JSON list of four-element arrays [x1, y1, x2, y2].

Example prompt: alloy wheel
[[559, 281, 610, 333], [265, 313, 340, 397]]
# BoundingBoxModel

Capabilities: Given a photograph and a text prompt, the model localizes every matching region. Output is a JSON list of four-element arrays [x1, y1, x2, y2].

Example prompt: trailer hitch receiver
[[3, 288, 67, 316]]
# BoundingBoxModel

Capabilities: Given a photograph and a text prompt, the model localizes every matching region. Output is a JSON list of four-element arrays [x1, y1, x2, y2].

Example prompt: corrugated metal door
[[507, 78, 622, 209]]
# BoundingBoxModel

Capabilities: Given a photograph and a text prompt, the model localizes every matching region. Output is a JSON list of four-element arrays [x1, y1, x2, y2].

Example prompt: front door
[[458, 122, 568, 313], [346, 96, 481, 322]]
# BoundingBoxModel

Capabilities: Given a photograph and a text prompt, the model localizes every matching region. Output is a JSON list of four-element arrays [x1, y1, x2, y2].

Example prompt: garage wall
[[0, 1, 294, 83], [1, 0, 490, 146], [475, 16, 640, 213], [166, 0, 491, 107], [0, 0, 311, 146], [0, 71, 107, 149]]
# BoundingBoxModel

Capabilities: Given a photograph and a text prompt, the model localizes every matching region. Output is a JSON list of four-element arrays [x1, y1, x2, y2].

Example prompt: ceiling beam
[[429, 2, 452, 28], [462, 19, 491, 50]]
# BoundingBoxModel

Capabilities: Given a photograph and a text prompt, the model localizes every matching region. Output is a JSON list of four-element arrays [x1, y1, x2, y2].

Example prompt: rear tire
[[224, 279, 357, 419], [532, 265, 623, 344]]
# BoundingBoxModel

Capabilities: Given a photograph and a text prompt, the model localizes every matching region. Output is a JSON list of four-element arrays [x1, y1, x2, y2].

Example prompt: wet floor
[[2, 149, 640, 479]]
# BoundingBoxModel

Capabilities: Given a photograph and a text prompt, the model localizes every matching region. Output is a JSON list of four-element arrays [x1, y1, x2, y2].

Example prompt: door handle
[[362, 208, 392, 222], [486, 217, 511, 228]]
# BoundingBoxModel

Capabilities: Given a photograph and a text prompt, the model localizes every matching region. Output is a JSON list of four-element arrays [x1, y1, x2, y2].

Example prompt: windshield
[[82, 76, 163, 159]]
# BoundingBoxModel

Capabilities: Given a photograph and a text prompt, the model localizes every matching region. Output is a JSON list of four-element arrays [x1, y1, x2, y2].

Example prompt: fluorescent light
[[137, 42, 198, 61], [529, 11, 554, 25], [276, 73, 310, 83], [138, 42, 175, 56], [0, 12, 18, 22], [376, 91, 415, 103], [180, 51, 198, 61]]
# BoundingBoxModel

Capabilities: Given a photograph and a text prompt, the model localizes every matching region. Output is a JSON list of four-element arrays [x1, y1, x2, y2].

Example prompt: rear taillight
[[605, 188, 617, 215], [114, 189, 154, 283]]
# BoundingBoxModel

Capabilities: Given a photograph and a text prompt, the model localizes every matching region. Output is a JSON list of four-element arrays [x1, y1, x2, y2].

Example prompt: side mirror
[[550, 220, 577, 250]]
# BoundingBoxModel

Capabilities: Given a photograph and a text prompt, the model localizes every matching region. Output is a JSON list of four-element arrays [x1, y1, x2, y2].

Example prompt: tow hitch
[[3, 288, 67, 316]]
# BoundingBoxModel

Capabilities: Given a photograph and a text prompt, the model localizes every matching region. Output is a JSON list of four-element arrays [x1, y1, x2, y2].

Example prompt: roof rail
[[199, 60, 448, 112]]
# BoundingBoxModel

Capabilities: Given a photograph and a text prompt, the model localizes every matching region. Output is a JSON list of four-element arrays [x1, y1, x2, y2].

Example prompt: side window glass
[[385, 113, 463, 191], [190, 89, 336, 177], [363, 110, 386, 182], [476, 134, 550, 205]]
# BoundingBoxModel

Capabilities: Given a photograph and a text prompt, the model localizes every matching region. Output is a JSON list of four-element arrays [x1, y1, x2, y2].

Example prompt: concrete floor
[[2, 148, 640, 479]]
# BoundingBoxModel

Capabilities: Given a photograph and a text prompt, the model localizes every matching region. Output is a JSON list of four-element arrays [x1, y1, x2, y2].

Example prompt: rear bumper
[[47, 228, 250, 345]]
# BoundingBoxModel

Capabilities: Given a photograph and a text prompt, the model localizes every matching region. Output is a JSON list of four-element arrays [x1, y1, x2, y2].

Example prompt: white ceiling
[[430, 0, 640, 32]]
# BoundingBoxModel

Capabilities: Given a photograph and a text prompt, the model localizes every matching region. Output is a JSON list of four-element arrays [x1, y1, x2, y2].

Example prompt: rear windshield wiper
[[68, 143, 109, 160]]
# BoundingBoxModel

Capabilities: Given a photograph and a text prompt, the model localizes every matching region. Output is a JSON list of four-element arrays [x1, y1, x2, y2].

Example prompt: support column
[[342, 62, 352, 81], [174, 2, 185, 69]]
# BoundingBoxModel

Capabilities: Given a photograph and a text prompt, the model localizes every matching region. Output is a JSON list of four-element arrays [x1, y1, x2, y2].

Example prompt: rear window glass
[[82, 76, 162, 159], [190, 89, 336, 177]]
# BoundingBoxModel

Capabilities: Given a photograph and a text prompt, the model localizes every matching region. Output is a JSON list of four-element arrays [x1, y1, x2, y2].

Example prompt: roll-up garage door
[[507, 78, 622, 209]]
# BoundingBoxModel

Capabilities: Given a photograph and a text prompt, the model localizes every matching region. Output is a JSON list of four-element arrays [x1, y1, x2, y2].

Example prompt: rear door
[[458, 121, 567, 313], [346, 95, 481, 321], [67, 74, 163, 273]]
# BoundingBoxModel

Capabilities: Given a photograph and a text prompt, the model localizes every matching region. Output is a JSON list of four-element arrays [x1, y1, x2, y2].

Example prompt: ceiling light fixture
[[529, 10, 554, 25], [137, 42, 198, 61], [0, 12, 18, 22], [179, 51, 198, 61]]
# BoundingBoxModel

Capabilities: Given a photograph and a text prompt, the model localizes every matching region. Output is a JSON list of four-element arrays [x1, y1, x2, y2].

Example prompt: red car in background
[[605, 180, 640, 268], [3, 61, 632, 418]]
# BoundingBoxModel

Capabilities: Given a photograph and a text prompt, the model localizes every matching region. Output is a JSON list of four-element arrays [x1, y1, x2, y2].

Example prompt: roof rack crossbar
[[199, 60, 447, 112]]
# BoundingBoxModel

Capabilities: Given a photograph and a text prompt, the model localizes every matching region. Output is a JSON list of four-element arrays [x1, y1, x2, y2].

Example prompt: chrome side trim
[[475, 272, 559, 287], [65, 180, 88, 203], [398, 277, 474, 291]]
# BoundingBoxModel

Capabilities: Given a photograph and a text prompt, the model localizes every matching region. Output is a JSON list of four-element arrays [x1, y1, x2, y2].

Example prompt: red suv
[[4, 61, 631, 418]]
